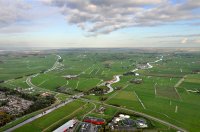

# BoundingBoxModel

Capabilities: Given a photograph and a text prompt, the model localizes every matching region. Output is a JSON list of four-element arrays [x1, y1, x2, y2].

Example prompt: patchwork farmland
[[0, 49, 199, 132]]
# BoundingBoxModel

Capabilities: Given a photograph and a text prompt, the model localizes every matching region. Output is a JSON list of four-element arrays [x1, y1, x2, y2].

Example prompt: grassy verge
[[13, 100, 93, 132]]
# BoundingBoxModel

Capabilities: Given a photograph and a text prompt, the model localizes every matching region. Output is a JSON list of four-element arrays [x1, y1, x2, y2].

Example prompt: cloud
[[0, 0, 62, 34], [181, 38, 188, 44], [44, 0, 200, 35], [0, 0, 31, 28], [194, 39, 200, 43], [149, 34, 200, 38]]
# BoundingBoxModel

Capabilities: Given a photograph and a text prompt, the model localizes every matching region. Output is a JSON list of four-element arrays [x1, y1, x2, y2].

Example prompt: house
[[41, 92, 50, 97], [96, 106, 106, 114], [63, 75, 78, 80], [130, 78, 143, 84]]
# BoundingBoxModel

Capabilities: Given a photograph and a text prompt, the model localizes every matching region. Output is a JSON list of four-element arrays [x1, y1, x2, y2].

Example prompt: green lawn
[[14, 100, 86, 132]]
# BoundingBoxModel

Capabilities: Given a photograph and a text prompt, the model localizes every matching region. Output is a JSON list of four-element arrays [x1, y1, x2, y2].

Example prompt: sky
[[0, 0, 200, 48]]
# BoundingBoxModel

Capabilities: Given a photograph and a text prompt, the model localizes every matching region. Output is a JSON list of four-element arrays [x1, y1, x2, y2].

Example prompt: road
[[44, 55, 62, 73], [79, 56, 188, 132], [174, 75, 187, 88], [5, 99, 74, 132], [82, 102, 96, 120], [25, 55, 62, 93], [5, 55, 188, 132], [81, 98, 188, 132], [5, 93, 84, 132]]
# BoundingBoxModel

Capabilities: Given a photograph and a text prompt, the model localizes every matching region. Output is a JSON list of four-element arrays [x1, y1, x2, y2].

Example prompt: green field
[[13, 100, 93, 132], [0, 49, 200, 132]]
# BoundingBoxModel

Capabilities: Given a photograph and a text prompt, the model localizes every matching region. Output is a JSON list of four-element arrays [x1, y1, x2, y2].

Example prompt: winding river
[[104, 56, 163, 94]]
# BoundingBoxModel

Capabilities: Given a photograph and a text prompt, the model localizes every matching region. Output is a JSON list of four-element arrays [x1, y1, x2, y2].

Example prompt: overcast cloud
[[0, 0, 199, 35], [0, 0, 199, 47], [43, 0, 200, 35], [0, 0, 31, 28]]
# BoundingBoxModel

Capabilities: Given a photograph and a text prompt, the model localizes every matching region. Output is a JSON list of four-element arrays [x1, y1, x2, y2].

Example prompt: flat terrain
[[0, 49, 199, 132]]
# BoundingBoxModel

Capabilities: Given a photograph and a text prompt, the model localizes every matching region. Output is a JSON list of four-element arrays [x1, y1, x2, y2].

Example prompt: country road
[[81, 98, 188, 132], [78, 56, 188, 132], [5, 99, 74, 132], [25, 55, 62, 93], [4, 55, 188, 132], [174, 75, 187, 88], [5, 93, 84, 132]]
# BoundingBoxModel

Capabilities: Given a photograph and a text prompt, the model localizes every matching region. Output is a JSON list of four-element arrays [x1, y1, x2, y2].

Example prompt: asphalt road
[[5, 99, 74, 132], [81, 98, 188, 132], [4, 55, 187, 132]]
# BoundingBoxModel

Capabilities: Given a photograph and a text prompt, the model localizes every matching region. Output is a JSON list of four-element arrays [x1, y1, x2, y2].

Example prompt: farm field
[[13, 100, 92, 132], [0, 49, 199, 132]]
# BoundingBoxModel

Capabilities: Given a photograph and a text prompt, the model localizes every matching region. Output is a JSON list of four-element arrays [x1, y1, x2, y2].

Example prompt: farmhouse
[[135, 73, 139, 76], [41, 92, 51, 97], [96, 106, 106, 114], [123, 72, 139, 76], [123, 72, 135, 76], [130, 78, 143, 84], [88, 86, 109, 95], [63, 75, 78, 80]]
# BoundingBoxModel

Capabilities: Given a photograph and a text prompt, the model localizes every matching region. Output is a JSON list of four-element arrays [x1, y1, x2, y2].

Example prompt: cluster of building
[[80, 117, 105, 132], [0, 92, 33, 116], [80, 122, 100, 132], [130, 78, 143, 84], [109, 114, 148, 131], [137, 63, 152, 69], [53, 113, 150, 132], [53, 117, 105, 132], [88, 86, 109, 95], [123, 71, 139, 76]]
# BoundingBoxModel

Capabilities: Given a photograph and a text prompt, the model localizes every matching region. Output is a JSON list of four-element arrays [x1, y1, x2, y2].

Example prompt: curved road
[[81, 98, 187, 132], [26, 55, 62, 93], [5, 99, 73, 132], [95, 55, 187, 132], [5, 55, 187, 132], [5, 93, 84, 132]]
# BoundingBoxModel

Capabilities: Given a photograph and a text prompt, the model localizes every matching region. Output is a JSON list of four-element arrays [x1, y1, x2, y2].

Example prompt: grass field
[[106, 85, 144, 110], [0, 49, 200, 132], [13, 100, 94, 132]]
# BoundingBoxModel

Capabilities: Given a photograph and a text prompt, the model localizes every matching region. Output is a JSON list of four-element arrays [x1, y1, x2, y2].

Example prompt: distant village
[[0, 91, 33, 116], [0, 86, 55, 126]]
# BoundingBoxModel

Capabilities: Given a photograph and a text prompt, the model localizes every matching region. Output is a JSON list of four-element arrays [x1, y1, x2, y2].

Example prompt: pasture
[[0, 49, 200, 131], [13, 100, 93, 132]]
